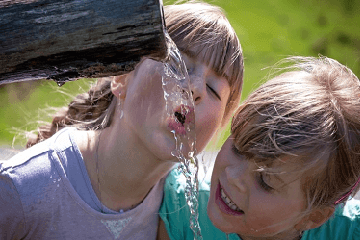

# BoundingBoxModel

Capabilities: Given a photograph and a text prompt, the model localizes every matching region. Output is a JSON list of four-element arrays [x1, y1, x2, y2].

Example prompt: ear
[[295, 206, 335, 231], [111, 74, 128, 100]]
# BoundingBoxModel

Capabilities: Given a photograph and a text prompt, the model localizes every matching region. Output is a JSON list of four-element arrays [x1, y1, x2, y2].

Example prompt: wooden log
[[0, 0, 168, 86]]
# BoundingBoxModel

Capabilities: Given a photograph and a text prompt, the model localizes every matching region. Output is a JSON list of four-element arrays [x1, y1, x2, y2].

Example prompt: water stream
[[161, 31, 202, 240]]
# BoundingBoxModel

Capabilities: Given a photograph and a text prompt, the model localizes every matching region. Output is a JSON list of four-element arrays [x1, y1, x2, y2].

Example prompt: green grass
[[0, 79, 94, 147], [1, 0, 360, 150]]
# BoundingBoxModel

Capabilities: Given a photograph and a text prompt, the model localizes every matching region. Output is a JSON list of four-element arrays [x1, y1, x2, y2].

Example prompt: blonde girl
[[159, 56, 360, 240], [0, 2, 244, 239]]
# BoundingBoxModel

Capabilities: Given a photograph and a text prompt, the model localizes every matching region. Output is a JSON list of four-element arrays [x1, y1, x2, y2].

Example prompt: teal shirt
[[159, 169, 360, 240], [302, 200, 360, 239]]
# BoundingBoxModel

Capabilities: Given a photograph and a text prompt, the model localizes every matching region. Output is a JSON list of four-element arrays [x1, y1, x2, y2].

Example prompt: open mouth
[[220, 188, 242, 212], [174, 111, 186, 125], [174, 104, 193, 126], [168, 104, 194, 135], [216, 182, 244, 216]]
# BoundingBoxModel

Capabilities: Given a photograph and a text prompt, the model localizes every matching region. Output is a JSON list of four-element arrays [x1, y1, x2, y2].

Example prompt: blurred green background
[[1, 0, 360, 150]]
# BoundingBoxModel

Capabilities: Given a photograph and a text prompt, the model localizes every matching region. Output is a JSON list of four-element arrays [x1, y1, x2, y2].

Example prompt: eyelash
[[232, 145, 274, 192], [207, 84, 221, 100], [258, 172, 274, 192]]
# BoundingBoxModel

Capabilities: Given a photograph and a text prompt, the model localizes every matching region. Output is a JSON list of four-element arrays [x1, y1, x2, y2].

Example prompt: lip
[[168, 117, 186, 135], [215, 182, 244, 216], [168, 104, 194, 135]]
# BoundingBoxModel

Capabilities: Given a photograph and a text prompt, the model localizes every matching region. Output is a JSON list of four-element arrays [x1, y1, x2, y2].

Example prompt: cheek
[[195, 110, 222, 151], [126, 72, 165, 116], [209, 151, 228, 188], [140, 72, 164, 102], [246, 196, 304, 232]]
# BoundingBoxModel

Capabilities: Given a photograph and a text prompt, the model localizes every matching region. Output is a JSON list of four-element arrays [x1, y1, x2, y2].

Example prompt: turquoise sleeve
[[159, 168, 192, 240], [302, 199, 360, 240]]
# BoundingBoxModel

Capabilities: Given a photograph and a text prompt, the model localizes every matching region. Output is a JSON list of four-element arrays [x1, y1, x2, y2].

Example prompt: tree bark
[[0, 0, 168, 85]]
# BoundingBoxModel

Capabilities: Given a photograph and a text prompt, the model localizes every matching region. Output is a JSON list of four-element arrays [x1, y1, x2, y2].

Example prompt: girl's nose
[[189, 74, 205, 104], [191, 90, 201, 103], [225, 163, 249, 194]]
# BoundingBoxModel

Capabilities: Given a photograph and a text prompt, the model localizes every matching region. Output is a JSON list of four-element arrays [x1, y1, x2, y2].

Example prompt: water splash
[[161, 31, 202, 240]]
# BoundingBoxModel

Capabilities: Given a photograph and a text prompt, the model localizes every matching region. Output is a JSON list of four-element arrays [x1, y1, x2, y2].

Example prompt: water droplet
[[56, 80, 66, 87]]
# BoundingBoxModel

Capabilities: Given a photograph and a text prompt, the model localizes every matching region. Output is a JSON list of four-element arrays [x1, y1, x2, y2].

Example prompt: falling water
[[161, 31, 202, 240]]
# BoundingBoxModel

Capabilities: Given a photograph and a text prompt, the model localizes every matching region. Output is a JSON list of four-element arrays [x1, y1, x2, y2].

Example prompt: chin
[[208, 211, 232, 234], [209, 214, 237, 235], [151, 146, 176, 161], [207, 197, 221, 227], [144, 128, 173, 150], [207, 193, 236, 234]]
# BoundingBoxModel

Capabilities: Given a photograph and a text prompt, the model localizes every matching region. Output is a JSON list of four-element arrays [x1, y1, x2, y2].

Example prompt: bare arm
[[157, 218, 170, 240]]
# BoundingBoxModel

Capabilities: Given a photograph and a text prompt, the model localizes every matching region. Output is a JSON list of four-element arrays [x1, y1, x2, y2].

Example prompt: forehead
[[179, 46, 220, 68], [181, 47, 222, 75], [178, 37, 236, 78], [181, 49, 231, 96]]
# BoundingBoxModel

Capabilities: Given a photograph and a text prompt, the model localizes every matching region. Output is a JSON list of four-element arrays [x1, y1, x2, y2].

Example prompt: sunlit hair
[[165, 2, 244, 123], [26, 2, 244, 147], [231, 56, 360, 213]]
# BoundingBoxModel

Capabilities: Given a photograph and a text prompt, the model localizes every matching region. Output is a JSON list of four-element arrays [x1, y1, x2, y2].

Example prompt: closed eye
[[258, 172, 274, 192], [231, 144, 274, 192], [206, 84, 221, 100]]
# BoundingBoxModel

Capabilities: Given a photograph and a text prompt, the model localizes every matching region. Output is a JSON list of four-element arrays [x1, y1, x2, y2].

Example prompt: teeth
[[221, 188, 242, 212]]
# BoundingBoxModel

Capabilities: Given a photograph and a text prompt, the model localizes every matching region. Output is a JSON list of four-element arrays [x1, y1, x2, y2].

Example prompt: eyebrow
[[267, 173, 288, 192]]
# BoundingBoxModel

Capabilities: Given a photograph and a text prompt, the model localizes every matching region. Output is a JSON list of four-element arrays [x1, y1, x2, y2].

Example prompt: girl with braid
[[0, 2, 244, 239]]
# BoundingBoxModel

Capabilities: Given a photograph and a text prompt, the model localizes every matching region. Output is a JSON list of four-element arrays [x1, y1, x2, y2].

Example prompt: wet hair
[[231, 56, 360, 211], [26, 2, 244, 148]]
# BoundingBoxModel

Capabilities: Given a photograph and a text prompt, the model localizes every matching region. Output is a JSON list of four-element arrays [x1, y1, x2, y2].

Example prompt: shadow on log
[[0, 0, 168, 86]]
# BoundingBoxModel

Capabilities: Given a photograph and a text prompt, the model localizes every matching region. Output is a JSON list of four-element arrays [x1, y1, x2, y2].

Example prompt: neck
[[77, 124, 176, 212]]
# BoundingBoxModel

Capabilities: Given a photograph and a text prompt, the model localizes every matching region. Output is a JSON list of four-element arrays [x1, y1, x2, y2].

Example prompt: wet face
[[207, 137, 306, 239], [121, 54, 230, 161]]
